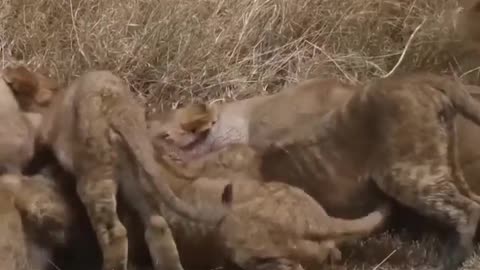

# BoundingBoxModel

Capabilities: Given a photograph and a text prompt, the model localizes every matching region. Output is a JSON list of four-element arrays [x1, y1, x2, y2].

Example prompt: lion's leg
[[76, 165, 128, 270], [0, 187, 30, 270], [448, 120, 480, 204], [145, 215, 184, 270], [374, 164, 480, 270]]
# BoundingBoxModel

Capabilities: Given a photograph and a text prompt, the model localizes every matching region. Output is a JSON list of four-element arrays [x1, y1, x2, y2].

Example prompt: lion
[[148, 77, 480, 220], [147, 78, 376, 218], [2, 66, 231, 270], [148, 74, 480, 270]]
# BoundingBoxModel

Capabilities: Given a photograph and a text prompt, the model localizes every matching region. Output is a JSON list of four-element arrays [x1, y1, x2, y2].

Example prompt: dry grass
[[3, 0, 480, 269], [324, 231, 480, 270], [2, 0, 480, 112]]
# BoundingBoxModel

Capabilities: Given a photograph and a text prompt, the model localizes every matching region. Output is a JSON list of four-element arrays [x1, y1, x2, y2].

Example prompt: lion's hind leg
[[145, 215, 184, 270], [76, 162, 128, 270], [0, 183, 29, 270], [374, 163, 480, 270], [448, 118, 480, 205]]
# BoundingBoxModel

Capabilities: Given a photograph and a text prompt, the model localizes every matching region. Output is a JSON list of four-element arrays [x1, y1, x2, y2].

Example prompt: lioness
[[149, 78, 480, 219], [147, 78, 376, 218], [2, 66, 230, 270], [149, 74, 480, 270]]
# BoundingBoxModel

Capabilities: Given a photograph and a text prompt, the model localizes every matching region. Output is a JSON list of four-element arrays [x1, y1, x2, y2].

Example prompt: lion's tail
[[110, 113, 230, 225], [303, 203, 390, 243]]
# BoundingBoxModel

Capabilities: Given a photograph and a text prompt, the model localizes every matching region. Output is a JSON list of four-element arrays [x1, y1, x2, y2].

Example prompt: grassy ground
[[324, 232, 480, 270], [4, 0, 480, 269]]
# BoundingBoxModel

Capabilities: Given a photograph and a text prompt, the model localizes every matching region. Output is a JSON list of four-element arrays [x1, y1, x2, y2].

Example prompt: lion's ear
[[180, 113, 213, 133], [180, 102, 217, 133], [2, 66, 39, 97], [35, 88, 54, 105], [33, 69, 59, 106]]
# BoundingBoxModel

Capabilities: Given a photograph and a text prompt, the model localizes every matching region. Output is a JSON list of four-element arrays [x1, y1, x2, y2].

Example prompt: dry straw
[[2, 0, 478, 112]]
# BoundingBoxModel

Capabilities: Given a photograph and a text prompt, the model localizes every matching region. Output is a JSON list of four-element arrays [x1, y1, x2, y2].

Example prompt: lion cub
[[4, 66, 229, 270], [0, 173, 72, 270], [149, 167, 390, 270], [0, 180, 30, 270], [145, 139, 391, 270], [0, 66, 43, 174]]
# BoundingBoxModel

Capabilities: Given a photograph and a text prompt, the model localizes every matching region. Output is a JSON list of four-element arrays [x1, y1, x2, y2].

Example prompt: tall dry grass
[[2, 0, 480, 113]]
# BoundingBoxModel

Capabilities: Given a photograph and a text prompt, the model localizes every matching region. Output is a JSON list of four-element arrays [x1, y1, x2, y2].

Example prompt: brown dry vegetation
[[3, 0, 480, 109], [3, 0, 480, 269]]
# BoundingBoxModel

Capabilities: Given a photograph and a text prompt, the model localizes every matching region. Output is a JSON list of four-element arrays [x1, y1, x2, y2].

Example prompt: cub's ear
[[33, 69, 59, 106], [2, 66, 39, 97], [180, 115, 212, 134], [35, 87, 55, 105], [180, 102, 217, 133]]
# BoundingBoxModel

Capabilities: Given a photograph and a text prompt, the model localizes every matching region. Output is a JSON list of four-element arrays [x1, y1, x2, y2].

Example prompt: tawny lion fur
[[0, 66, 43, 174], [0, 173, 72, 270], [455, 0, 480, 44], [3, 66, 230, 270], [149, 74, 480, 270], [156, 171, 389, 270], [147, 78, 377, 218], [20, 144, 389, 270]]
